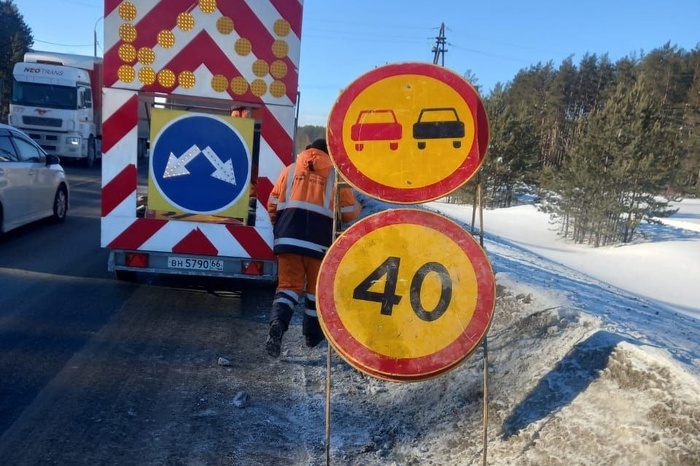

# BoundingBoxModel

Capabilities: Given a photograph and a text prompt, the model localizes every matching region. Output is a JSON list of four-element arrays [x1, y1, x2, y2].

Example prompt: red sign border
[[317, 208, 495, 381], [328, 332, 472, 383], [327, 63, 489, 204]]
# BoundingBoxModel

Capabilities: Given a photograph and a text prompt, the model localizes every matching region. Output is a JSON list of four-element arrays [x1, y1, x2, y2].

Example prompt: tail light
[[125, 252, 149, 268], [242, 260, 263, 276]]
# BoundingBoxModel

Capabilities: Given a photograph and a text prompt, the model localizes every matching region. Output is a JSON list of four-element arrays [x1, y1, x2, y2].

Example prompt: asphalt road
[[0, 163, 131, 435], [0, 162, 275, 465]]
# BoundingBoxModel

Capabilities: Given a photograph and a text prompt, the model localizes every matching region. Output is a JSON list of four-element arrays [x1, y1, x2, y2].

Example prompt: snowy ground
[[314, 195, 700, 465]]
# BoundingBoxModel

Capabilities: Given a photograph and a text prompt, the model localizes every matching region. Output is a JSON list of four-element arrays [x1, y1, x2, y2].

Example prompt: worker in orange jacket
[[265, 138, 362, 357]]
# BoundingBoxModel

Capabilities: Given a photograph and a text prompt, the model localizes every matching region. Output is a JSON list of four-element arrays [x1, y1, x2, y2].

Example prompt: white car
[[0, 123, 69, 233]]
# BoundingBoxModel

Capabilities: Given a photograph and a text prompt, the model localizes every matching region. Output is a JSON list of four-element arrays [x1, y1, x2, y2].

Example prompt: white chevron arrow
[[162, 144, 237, 185], [201, 146, 236, 185], [164, 144, 200, 178]]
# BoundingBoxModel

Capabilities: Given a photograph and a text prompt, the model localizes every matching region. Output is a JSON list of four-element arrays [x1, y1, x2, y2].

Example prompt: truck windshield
[[11, 80, 78, 110]]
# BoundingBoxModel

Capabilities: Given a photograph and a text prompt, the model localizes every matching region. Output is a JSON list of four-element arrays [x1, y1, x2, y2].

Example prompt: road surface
[[0, 163, 337, 465]]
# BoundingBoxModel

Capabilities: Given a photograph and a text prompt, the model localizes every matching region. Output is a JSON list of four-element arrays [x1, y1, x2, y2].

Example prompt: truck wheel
[[86, 136, 96, 168], [52, 186, 68, 223]]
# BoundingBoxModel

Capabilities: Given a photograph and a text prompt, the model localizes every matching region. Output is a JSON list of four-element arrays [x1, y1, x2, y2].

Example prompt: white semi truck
[[9, 51, 149, 167]]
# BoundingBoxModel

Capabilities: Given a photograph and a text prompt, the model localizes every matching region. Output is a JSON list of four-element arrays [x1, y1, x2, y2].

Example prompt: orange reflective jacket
[[267, 147, 361, 259]]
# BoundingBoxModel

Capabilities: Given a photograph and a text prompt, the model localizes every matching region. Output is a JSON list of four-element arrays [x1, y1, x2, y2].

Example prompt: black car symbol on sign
[[412, 107, 465, 150]]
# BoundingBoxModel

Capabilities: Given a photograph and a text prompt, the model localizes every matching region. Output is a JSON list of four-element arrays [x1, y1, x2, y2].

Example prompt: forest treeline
[[472, 43, 700, 246], [300, 43, 700, 246]]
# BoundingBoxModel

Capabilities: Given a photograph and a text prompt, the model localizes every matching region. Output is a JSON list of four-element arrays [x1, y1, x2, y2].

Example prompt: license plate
[[167, 257, 224, 272]]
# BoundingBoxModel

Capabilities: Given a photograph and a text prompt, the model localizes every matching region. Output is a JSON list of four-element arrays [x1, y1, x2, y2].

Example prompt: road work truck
[[100, 0, 304, 283]]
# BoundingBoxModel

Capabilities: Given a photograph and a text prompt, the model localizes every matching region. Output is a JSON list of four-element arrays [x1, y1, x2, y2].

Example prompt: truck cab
[[9, 52, 102, 167]]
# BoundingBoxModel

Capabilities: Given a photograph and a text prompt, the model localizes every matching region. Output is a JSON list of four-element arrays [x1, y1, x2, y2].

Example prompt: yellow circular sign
[[328, 63, 489, 204], [342, 75, 475, 190], [317, 209, 495, 381]]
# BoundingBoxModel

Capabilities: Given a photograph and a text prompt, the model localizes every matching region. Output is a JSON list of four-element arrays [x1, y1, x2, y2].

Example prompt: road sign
[[327, 62, 489, 203], [147, 108, 254, 218], [317, 209, 495, 381]]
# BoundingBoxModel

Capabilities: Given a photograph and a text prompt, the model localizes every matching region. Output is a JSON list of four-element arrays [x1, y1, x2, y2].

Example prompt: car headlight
[[66, 136, 81, 145]]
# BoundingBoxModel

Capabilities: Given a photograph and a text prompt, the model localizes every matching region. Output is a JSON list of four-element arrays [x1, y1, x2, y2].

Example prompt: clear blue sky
[[14, 0, 700, 126]]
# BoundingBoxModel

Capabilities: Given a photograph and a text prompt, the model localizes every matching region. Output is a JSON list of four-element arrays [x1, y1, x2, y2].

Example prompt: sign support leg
[[470, 173, 489, 464], [482, 337, 489, 466], [323, 172, 349, 465], [325, 345, 332, 465], [470, 173, 485, 247]]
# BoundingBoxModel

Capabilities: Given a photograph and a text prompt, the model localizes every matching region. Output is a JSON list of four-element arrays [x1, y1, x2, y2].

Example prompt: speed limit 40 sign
[[316, 209, 495, 382]]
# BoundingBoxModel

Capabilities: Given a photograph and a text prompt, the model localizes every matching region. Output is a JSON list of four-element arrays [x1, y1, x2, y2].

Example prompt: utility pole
[[94, 16, 104, 58], [432, 23, 447, 66]]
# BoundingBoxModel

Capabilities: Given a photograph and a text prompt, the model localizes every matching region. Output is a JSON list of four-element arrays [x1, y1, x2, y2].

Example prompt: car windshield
[[11, 80, 78, 110], [418, 108, 459, 123]]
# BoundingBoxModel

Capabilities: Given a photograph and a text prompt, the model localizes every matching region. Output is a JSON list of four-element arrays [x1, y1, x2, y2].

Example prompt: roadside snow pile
[[305, 195, 700, 465], [317, 277, 700, 466]]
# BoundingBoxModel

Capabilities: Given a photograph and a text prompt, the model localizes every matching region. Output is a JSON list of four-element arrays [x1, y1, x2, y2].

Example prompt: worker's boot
[[303, 315, 325, 348], [266, 320, 285, 357]]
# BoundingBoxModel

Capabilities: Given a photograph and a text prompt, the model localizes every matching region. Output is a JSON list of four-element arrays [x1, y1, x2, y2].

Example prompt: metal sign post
[[320, 61, 492, 464]]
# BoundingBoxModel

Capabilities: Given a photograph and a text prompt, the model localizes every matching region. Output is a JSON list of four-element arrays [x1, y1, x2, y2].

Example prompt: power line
[[449, 43, 531, 63], [34, 38, 92, 47], [303, 32, 429, 45], [53, 0, 101, 7]]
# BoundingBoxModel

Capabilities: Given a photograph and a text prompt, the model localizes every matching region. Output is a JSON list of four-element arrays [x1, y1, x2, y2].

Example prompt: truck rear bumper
[[108, 250, 277, 283]]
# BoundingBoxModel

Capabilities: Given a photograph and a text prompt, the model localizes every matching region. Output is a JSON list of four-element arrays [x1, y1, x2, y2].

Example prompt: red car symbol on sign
[[351, 109, 403, 151]]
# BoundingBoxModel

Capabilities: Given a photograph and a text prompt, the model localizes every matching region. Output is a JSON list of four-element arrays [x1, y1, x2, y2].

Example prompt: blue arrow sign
[[150, 114, 251, 214]]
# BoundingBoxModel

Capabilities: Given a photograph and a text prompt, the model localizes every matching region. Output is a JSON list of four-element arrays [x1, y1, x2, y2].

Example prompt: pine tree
[[548, 76, 681, 245], [478, 88, 539, 207], [673, 46, 700, 195]]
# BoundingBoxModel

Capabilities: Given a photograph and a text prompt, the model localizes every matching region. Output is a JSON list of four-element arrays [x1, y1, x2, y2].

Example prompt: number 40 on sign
[[316, 208, 495, 381]]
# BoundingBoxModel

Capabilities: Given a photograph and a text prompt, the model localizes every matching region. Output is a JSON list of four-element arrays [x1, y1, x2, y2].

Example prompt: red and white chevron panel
[[100, 87, 277, 260], [100, 0, 301, 260], [103, 0, 302, 106]]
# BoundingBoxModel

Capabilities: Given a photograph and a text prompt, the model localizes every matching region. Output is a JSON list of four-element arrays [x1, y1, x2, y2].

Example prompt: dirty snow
[[303, 195, 700, 466]]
